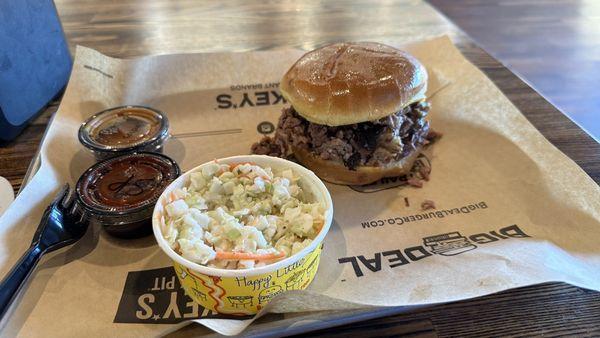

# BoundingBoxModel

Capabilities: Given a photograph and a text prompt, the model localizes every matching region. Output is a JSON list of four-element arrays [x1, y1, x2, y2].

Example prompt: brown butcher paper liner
[[0, 36, 598, 336]]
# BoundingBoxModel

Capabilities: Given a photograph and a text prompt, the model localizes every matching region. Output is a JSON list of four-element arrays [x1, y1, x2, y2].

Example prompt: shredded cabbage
[[162, 161, 325, 270]]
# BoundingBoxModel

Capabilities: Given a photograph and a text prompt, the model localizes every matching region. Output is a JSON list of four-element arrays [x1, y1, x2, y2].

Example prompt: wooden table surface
[[430, 0, 600, 142], [1, 0, 599, 336]]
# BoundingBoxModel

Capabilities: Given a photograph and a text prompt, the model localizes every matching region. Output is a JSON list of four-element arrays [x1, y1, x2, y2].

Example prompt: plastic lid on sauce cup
[[76, 152, 180, 238], [78, 106, 169, 158]]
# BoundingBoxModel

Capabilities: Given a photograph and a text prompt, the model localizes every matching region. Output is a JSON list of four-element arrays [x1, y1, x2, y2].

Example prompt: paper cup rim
[[152, 155, 333, 278]]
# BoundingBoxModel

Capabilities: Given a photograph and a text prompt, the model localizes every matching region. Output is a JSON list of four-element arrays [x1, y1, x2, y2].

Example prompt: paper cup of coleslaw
[[152, 155, 333, 315]]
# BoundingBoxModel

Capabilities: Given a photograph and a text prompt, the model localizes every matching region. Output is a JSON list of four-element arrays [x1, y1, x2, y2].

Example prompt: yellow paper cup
[[153, 155, 333, 315]]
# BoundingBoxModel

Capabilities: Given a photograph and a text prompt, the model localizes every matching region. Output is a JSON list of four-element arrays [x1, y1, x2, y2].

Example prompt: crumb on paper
[[407, 155, 431, 187], [407, 177, 423, 188], [419, 165, 431, 181], [421, 200, 436, 211]]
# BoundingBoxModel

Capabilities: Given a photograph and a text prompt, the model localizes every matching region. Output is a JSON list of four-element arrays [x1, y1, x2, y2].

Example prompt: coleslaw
[[159, 161, 326, 270]]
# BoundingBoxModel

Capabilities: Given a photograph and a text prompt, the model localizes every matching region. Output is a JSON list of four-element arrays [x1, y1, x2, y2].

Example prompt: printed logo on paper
[[113, 267, 235, 324], [257, 121, 275, 134], [338, 220, 531, 278], [215, 82, 286, 110], [423, 232, 477, 256]]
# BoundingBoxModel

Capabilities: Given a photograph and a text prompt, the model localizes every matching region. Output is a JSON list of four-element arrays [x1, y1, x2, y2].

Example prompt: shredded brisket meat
[[252, 101, 431, 170]]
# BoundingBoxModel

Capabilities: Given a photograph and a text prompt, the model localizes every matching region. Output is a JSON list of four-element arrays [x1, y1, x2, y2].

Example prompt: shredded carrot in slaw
[[215, 251, 285, 261], [229, 162, 257, 172], [314, 220, 325, 234]]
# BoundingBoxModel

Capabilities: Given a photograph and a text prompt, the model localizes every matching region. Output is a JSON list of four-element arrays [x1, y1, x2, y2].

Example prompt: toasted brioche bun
[[280, 42, 427, 126], [293, 145, 422, 185]]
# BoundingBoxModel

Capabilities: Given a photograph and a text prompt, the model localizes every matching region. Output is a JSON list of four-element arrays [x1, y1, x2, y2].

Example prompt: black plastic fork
[[0, 184, 88, 320]]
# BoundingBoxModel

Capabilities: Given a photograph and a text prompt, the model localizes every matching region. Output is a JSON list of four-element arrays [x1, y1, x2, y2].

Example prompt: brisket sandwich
[[252, 42, 434, 185]]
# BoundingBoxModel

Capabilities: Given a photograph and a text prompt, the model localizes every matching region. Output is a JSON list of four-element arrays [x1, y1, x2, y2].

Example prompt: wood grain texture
[[429, 0, 600, 142], [54, 0, 456, 57], [295, 283, 600, 338], [1, 0, 599, 336], [0, 103, 57, 194]]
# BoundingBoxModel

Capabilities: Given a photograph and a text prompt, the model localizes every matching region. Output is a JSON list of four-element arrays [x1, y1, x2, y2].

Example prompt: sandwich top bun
[[280, 42, 427, 126]]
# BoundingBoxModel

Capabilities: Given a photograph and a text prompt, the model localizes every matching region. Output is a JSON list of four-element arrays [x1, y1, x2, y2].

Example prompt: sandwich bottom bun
[[292, 145, 423, 185]]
